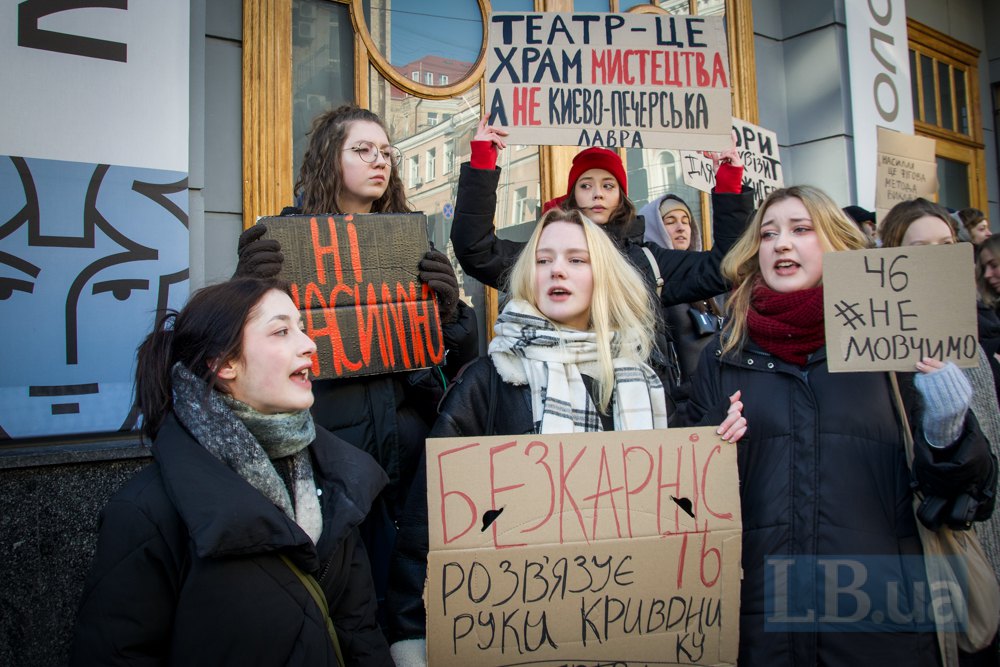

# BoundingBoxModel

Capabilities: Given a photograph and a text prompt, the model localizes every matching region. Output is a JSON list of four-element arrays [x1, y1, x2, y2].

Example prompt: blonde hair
[[719, 185, 868, 356], [507, 208, 657, 410]]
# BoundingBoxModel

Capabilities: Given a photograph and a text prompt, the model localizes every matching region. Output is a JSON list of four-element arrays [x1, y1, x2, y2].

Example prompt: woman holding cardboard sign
[[687, 186, 995, 666], [232, 105, 479, 622], [386, 207, 748, 666], [72, 278, 391, 666], [880, 197, 1000, 664], [450, 116, 753, 422]]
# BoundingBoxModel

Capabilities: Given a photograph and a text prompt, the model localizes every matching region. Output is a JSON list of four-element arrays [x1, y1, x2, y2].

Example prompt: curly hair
[[295, 105, 411, 215]]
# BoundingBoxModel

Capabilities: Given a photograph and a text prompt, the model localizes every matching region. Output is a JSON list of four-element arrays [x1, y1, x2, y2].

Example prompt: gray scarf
[[170, 363, 323, 543]]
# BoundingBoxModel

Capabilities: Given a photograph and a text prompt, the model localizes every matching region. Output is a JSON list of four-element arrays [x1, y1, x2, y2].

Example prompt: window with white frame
[[426, 148, 436, 181], [411, 71, 419, 82], [424, 72, 433, 85], [443, 141, 454, 174], [513, 186, 528, 225], [427, 112, 438, 126], [439, 74, 449, 85], [408, 155, 420, 187]]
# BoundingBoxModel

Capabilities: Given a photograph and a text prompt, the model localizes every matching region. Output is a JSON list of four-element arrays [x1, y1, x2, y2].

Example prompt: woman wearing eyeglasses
[[233, 105, 478, 623]]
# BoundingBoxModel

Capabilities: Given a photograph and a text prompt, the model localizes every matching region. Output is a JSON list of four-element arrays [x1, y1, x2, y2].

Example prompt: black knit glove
[[418, 249, 460, 324], [234, 224, 283, 278]]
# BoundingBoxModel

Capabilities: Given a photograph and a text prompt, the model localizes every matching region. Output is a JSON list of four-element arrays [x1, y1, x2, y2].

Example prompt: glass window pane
[[937, 157, 969, 210], [909, 49, 920, 121], [369, 67, 540, 344], [626, 148, 706, 241], [362, 0, 482, 85], [695, 0, 726, 15], [656, 0, 692, 13], [492, 0, 535, 9], [920, 54, 937, 125], [575, 0, 612, 10], [955, 69, 969, 135], [938, 61, 953, 131], [292, 0, 354, 178]]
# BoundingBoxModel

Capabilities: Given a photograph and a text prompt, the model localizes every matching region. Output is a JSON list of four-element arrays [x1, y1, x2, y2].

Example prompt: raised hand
[[474, 115, 509, 151]]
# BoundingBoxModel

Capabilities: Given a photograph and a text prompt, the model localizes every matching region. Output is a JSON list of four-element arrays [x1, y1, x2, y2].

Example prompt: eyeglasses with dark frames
[[345, 141, 402, 167]]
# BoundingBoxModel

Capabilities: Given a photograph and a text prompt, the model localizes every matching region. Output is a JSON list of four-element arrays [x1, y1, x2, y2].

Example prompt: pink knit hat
[[543, 147, 628, 212]]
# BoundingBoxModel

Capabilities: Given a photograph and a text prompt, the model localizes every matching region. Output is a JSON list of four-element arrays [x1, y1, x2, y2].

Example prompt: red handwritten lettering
[[439, 442, 480, 544], [489, 441, 527, 549]]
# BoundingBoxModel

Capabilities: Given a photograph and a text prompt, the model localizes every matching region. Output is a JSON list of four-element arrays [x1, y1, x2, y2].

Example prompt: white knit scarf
[[488, 300, 668, 433]]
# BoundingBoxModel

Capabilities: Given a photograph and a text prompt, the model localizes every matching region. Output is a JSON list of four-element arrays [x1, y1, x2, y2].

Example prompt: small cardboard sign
[[486, 12, 733, 150], [260, 214, 444, 380], [823, 244, 978, 372], [681, 118, 783, 207], [426, 427, 742, 667], [875, 127, 938, 222]]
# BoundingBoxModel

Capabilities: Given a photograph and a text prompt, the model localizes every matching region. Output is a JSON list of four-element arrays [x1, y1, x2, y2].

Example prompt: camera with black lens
[[916, 492, 981, 531]]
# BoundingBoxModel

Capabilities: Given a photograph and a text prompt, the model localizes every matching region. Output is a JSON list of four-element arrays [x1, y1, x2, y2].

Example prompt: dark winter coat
[[386, 357, 534, 643], [277, 206, 478, 624], [688, 337, 995, 667], [70, 414, 392, 667], [976, 300, 1000, 403], [450, 163, 754, 307]]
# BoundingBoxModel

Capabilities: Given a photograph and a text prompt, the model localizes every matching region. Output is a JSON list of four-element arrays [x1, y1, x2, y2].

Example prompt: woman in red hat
[[450, 116, 754, 421]]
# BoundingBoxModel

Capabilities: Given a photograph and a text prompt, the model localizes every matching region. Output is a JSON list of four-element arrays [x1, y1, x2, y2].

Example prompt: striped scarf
[[488, 300, 668, 433]]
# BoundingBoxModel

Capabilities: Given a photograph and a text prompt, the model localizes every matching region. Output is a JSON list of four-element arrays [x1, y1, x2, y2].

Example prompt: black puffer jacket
[[70, 414, 392, 667], [450, 163, 754, 307], [976, 300, 1000, 404], [386, 357, 533, 643], [688, 338, 995, 667]]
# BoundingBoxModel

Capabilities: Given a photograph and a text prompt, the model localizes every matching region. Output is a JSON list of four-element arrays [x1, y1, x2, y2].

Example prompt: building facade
[[1, 1, 998, 664]]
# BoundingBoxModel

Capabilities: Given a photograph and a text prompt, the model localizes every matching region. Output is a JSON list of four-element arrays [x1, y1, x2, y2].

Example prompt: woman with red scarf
[[688, 185, 995, 667]]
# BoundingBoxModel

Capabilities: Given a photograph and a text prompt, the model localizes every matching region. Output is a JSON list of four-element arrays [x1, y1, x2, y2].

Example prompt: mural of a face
[[0, 156, 189, 439]]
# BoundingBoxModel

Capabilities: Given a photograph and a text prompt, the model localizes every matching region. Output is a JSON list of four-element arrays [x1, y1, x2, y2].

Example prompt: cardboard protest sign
[[486, 12, 733, 150], [823, 244, 978, 372], [260, 214, 444, 380], [681, 119, 783, 207], [426, 427, 742, 667], [875, 127, 937, 222]]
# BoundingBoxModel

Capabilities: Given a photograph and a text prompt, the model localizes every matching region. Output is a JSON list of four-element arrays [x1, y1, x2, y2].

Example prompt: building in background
[[1, 2, 999, 664]]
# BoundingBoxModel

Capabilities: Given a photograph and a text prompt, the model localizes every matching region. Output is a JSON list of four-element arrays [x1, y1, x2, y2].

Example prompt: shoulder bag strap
[[279, 553, 346, 667], [640, 246, 663, 297], [888, 372, 915, 464]]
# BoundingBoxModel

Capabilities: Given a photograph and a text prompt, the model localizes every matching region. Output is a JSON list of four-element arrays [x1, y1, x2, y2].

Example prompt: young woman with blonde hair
[[385, 207, 747, 665], [689, 185, 994, 667]]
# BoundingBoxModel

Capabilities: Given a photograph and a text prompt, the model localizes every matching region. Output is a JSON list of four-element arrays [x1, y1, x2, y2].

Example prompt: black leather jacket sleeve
[[450, 163, 526, 290]]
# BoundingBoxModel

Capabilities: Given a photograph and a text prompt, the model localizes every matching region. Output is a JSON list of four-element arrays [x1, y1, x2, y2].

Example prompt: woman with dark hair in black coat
[[71, 278, 392, 666]]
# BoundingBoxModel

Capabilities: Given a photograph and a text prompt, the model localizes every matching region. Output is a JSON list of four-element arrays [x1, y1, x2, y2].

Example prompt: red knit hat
[[542, 147, 628, 212]]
